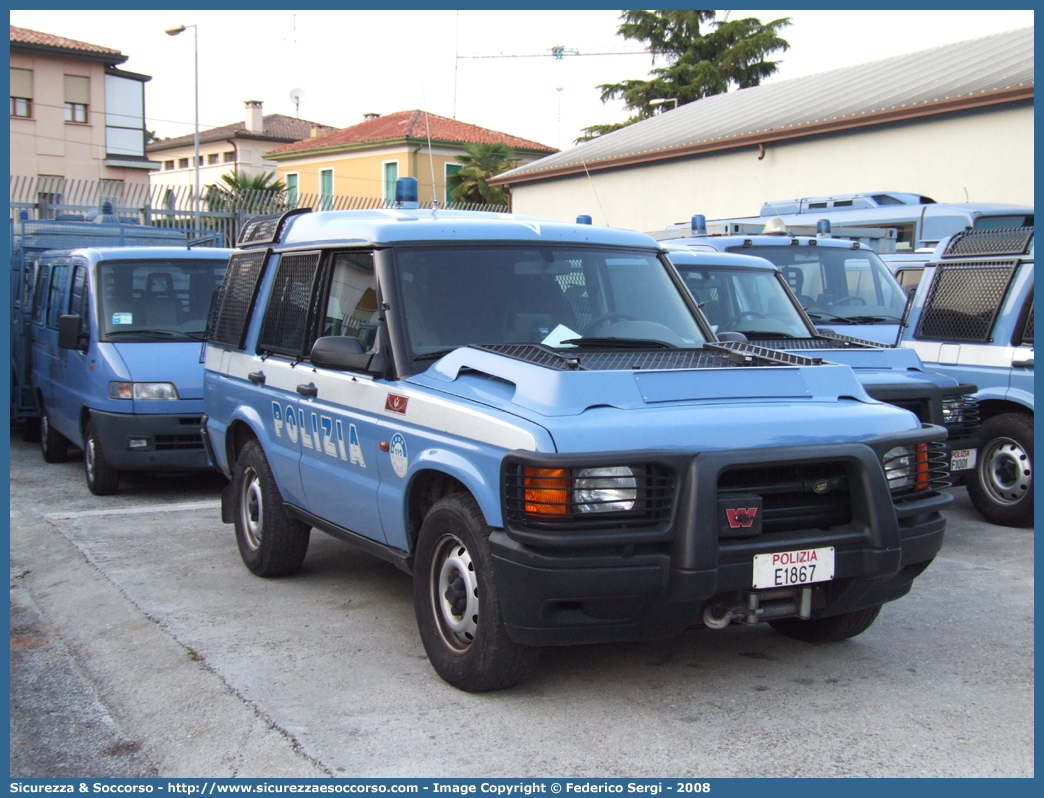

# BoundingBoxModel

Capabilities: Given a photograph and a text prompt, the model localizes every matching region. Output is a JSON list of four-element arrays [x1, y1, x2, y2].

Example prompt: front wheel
[[231, 440, 310, 577], [769, 605, 882, 643], [966, 413, 1033, 528], [40, 407, 69, 463], [413, 493, 539, 692], [84, 419, 120, 495]]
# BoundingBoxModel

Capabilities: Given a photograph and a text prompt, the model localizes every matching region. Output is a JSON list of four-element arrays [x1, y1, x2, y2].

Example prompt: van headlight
[[574, 466, 639, 513], [109, 382, 180, 400]]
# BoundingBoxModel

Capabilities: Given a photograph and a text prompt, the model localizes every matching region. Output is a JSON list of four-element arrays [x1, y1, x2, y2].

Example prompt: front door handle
[[296, 383, 318, 397], [248, 371, 266, 385]]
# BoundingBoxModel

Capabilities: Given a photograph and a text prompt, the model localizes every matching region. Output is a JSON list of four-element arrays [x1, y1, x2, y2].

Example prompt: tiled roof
[[495, 26, 1034, 184], [10, 25, 124, 59], [147, 115, 333, 152], [266, 110, 556, 156]]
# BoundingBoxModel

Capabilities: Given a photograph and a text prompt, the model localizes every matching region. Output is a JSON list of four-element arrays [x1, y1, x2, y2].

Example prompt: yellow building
[[265, 110, 556, 206]]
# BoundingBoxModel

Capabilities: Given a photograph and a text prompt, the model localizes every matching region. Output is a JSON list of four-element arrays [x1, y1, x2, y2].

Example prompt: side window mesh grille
[[258, 252, 322, 356], [942, 227, 1033, 258], [1022, 302, 1033, 344], [210, 250, 267, 349], [914, 262, 1016, 342]]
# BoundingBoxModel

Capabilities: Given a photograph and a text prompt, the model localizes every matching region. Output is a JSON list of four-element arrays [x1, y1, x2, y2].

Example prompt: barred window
[[258, 252, 322, 356], [1020, 300, 1033, 345], [914, 262, 1016, 342], [210, 250, 268, 348]]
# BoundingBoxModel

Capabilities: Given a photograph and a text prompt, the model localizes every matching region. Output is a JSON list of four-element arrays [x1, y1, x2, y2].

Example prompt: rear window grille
[[718, 462, 852, 536], [942, 227, 1033, 258], [238, 215, 280, 246], [154, 435, 204, 451], [503, 464, 675, 532], [210, 250, 268, 349], [1021, 303, 1033, 344], [914, 262, 1016, 342], [258, 252, 322, 356]]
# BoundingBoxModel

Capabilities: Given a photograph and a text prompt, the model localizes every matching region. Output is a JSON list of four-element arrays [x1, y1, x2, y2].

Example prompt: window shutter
[[11, 68, 33, 99], [64, 75, 90, 104]]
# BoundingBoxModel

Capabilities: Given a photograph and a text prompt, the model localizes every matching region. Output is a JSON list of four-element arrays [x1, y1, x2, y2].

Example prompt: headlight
[[884, 444, 928, 492], [941, 396, 964, 425], [109, 381, 180, 401], [574, 466, 638, 513]]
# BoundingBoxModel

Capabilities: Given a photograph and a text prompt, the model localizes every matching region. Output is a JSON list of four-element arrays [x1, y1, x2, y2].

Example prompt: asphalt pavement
[[7, 435, 1034, 777]]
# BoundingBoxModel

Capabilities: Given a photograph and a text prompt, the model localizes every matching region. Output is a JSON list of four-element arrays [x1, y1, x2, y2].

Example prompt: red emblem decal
[[726, 508, 758, 528], [385, 394, 409, 414]]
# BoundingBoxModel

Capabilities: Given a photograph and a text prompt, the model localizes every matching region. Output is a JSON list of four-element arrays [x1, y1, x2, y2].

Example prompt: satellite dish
[[289, 88, 305, 118]]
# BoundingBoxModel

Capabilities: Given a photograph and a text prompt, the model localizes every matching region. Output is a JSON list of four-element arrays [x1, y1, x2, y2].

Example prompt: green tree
[[448, 142, 518, 206], [578, 10, 791, 142], [205, 170, 287, 213], [217, 170, 286, 194]]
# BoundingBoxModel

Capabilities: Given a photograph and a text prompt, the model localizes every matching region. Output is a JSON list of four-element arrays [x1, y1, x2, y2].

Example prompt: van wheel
[[770, 605, 882, 643], [966, 413, 1033, 528], [413, 493, 539, 692], [40, 408, 69, 463], [232, 440, 310, 577], [84, 419, 120, 496]]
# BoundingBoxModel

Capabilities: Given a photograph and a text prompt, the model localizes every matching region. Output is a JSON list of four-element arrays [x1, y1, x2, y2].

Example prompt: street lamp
[[165, 24, 199, 231], [649, 98, 678, 113]]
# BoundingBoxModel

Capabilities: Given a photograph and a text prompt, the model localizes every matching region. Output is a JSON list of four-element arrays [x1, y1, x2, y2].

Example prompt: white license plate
[[950, 448, 977, 472], [752, 547, 835, 589]]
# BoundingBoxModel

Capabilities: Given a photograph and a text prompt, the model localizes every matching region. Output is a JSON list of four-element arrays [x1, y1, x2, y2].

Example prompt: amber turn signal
[[523, 467, 570, 515]]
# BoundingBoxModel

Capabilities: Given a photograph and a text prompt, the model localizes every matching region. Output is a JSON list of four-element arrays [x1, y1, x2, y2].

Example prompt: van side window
[[32, 264, 51, 325], [45, 264, 69, 329], [70, 265, 89, 319], [257, 251, 323, 357], [318, 252, 378, 350]]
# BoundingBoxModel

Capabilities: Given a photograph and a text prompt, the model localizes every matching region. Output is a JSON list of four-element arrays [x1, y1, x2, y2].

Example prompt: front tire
[[40, 407, 69, 463], [413, 493, 539, 692], [232, 440, 310, 577], [966, 413, 1033, 528], [770, 605, 882, 643], [84, 419, 120, 495]]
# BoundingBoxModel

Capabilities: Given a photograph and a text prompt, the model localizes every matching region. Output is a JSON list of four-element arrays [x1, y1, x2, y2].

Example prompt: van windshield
[[97, 259, 227, 341], [674, 265, 813, 339], [393, 245, 707, 360], [726, 245, 907, 325]]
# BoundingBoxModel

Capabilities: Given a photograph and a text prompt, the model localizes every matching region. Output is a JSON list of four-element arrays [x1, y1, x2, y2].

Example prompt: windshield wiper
[[561, 337, 675, 349], [414, 348, 460, 362], [735, 331, 796, 339], [106, 329, 182, 339]]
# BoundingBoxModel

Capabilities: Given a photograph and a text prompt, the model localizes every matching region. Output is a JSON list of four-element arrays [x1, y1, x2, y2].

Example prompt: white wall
[[508, 104, 1034, 232]]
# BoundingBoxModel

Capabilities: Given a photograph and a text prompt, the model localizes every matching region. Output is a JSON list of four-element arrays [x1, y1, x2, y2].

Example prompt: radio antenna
[[580, 155, 609, 227], [419, 84, 438, 214]]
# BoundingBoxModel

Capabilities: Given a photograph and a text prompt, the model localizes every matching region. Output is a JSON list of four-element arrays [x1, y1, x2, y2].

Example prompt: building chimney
[[245, 100, 263, 133], [363, 112, 380, 121], [310, 124, 328, 139]]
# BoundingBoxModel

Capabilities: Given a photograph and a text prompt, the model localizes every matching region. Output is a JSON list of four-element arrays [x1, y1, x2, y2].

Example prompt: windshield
[[726, 244, 907, 324], [98, 259, 228, 341], [393, 245, 707, 359], [674, 265, 813, 339]]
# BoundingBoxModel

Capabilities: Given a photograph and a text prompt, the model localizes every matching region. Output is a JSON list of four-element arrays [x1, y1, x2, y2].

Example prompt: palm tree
[[218, 170, 285, 194], [205, 170, 286, 213], [448, 142, 517, 206]]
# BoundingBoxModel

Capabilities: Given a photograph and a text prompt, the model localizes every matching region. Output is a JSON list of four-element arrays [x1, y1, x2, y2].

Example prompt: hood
[[407, 347, 921, 453], [785, 344, 925, 372], [111, 341, 205, 399]]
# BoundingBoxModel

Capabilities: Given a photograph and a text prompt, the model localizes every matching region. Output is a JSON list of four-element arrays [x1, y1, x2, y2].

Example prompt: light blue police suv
[[202, 180, 953, 692]]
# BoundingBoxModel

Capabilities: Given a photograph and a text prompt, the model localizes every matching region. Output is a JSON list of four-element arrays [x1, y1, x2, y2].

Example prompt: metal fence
[[10, 176, 510, 248]]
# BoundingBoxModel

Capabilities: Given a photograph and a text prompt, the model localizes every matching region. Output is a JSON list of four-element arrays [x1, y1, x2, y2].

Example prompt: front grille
[[503, 463, 674, 531], [718, 462, 851, 536], [155, 434, 205, 451], [942, 227, 1033, 258]]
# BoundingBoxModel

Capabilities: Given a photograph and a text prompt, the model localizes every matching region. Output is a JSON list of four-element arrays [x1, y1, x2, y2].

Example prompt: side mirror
[[58, 315, 87, 350], [310, 336, 373, 372], [716, 331, 748, 343]]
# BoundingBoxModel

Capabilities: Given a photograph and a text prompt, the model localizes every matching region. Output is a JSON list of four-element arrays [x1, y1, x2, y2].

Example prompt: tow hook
[[703, 587, 814, 628]]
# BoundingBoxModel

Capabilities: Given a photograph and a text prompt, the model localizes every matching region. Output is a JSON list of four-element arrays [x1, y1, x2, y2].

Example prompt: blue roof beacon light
[[817, 218, 832, 237], [691, 214, 708, 236], [394, 177, 420, 209], [576, 215, 592, 225]]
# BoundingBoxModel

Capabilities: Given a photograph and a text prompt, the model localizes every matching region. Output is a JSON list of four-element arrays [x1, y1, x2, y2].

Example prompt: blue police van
[[655, 216, 909, 345], [663, 246, 980, 475], [27, 245, 232, 494], [202, 180, 953, 691], [900, 227, 1033, 527]]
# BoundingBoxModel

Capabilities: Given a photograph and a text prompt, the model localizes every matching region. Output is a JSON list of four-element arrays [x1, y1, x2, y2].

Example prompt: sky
[[9, 9, 1036, 152]]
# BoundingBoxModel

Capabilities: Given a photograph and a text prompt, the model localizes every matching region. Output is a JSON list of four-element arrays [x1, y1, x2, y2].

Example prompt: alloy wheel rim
[[430, 534, 479, 653], [241, 467, 264, 550], [980, 436, 1032, 506]]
